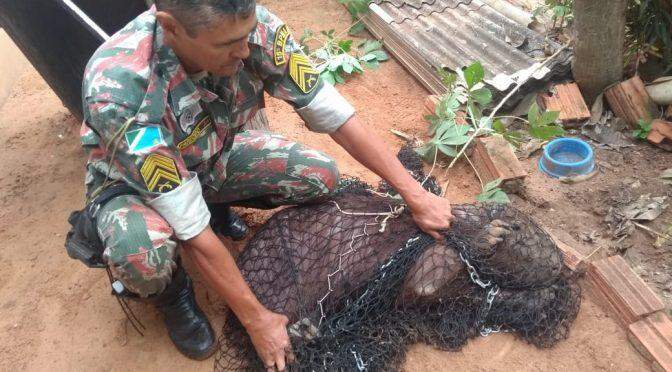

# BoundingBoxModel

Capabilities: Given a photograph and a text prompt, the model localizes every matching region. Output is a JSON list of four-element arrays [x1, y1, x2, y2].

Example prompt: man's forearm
[[331, 115, 425, 203], [182, 226, 264, 326]]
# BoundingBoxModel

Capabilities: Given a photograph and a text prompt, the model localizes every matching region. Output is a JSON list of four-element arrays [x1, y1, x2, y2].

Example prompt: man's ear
[[156, 11, 184, 43]]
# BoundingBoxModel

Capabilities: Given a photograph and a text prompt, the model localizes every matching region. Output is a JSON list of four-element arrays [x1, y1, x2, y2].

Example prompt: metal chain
[[351, 349, 367, 371], [459, 252, 491, 288], [457, 251, 502, 336]]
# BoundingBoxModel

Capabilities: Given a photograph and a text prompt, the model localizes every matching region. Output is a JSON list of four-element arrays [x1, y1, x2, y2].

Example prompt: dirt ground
[[0, 0, 668, 370]]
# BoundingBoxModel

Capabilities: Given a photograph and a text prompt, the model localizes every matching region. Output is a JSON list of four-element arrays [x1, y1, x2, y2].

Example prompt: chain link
[[459, 252, 491, 288], [458, 251, 502, 336], [351, 349, 367, 371]]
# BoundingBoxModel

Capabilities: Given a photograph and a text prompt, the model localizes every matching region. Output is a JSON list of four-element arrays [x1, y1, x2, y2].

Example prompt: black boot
[[209, 205, 249, 241], [149, 266, 217, 360]]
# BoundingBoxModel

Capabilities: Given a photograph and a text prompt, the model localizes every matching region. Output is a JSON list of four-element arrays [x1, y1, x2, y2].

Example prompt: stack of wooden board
[[588, 255, 672, 371]]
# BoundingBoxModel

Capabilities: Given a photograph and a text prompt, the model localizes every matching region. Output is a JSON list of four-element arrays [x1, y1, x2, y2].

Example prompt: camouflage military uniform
[[81, 5, 355, 297]]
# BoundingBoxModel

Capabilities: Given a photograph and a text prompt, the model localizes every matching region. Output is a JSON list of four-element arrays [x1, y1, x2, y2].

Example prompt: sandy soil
[[0, 0, 661, 370]]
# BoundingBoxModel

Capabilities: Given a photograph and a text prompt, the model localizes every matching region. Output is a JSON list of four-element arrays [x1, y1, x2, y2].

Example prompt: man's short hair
[[155, 0, 256, 36]]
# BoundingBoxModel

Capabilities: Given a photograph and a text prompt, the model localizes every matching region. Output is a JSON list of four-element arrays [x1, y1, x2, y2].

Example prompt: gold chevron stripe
[[289, 53, 319, 94], [140, 154, 181, 193]]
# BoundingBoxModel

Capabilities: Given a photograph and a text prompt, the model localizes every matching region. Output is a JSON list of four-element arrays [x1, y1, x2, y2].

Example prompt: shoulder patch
[[125, 126, 166, 154], [289, 53, 319, 94], [274, 24, 290, 66], [177, 116, 213, 150], [140, 154, 181, 193]]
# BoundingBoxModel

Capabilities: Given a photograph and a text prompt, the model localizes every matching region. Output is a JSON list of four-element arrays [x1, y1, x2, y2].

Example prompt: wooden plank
[[604, 76, 658, 128], [588, 255, 665, 327], [538, 83, 591, 126], [629, 311, 672, 372], [648, 120, 672, 147], [470, 136, 527, 185], [549, 233, 588, 273]]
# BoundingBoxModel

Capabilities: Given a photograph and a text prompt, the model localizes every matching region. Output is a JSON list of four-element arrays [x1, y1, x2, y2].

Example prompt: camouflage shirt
[[80, 5, 355, 240]]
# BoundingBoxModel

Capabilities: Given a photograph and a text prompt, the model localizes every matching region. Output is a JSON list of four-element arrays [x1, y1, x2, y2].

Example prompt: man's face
[[159, 11, 259, 77]]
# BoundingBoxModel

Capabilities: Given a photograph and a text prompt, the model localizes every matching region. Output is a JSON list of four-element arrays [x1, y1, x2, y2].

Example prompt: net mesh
[[214, 149, 581, 371]]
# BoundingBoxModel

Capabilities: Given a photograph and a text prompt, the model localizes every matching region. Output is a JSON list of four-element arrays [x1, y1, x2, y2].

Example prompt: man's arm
[[84, 100, 291, 370], [330, 115, 453, 239], [182, 227, 292, 371]]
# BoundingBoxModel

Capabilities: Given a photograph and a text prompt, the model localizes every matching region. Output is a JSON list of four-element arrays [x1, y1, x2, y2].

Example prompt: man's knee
[[97, 195, 178, 297], [288, 148, 340, 199]]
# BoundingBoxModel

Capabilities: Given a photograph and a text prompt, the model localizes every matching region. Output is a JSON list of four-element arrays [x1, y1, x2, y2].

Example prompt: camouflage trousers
[[97, 130, 339, 297]]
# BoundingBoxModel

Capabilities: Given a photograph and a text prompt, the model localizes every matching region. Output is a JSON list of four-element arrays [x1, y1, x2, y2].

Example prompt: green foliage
[[416, 62, 491, 163], [300, 29, 389, 85], [492, 120, 525, 148], [476, 179, 511, 204], [633, 118, 653, 139], [339, 0, 372, 35], [625, 0, 672, 72], [533, 0, 574, 28], [416, 62, 565, 205], [527, 102, 564, 140], [418, 62, 564, 161], [339, 0, 371, 18]]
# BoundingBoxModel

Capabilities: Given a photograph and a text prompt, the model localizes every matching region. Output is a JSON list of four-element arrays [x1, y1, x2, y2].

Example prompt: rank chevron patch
[[140, 154, 181, 193], [273, 24, 290, 66], [289, 53, 319, 94]]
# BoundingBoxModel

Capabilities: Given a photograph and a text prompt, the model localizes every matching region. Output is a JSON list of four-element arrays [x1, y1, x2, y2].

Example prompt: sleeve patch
[[125, 126, 166, 154], [289, 53, 319, 94], [140, 154, 182, 193], [273, 24, 290, 66]]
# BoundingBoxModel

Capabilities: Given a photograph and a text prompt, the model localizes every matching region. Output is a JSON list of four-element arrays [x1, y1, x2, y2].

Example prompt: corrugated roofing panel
[[362, 0, 571, 99]]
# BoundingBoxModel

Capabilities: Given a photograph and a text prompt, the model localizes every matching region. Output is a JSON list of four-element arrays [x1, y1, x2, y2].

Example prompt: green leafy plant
[[527, 102, 565, 140], [416, 62, 491, 162], [492, 119, 525, 148], [300, 30, 389, 85], [338, 0, 372, 35], [533, 0, 574, 29], [476, 179, 511, 204], [633, 117, 653, 139], [625, 0, 672, 72], [416, 62, 564, 203]]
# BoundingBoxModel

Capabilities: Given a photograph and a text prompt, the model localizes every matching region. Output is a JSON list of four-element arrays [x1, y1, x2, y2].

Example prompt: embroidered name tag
[[177, 116, 213, 150]]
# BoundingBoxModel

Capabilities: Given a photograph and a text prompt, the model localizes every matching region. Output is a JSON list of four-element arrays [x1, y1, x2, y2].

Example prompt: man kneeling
[[71, 0, 453, 369]]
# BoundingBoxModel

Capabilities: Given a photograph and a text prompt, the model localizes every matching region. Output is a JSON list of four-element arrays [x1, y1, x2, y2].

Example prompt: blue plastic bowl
[[538, 137, 595, 178]]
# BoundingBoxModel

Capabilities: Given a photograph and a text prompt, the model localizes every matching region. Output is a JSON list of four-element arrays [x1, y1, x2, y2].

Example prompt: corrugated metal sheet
[[360, 0, 571, 100]]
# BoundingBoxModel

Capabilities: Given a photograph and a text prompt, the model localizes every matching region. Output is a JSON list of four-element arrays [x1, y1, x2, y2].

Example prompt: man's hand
[[245, 310, 294, 371], [183, 228, 294, 370], [406, 190, 454, 240], [331, 117, 454, 240]]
